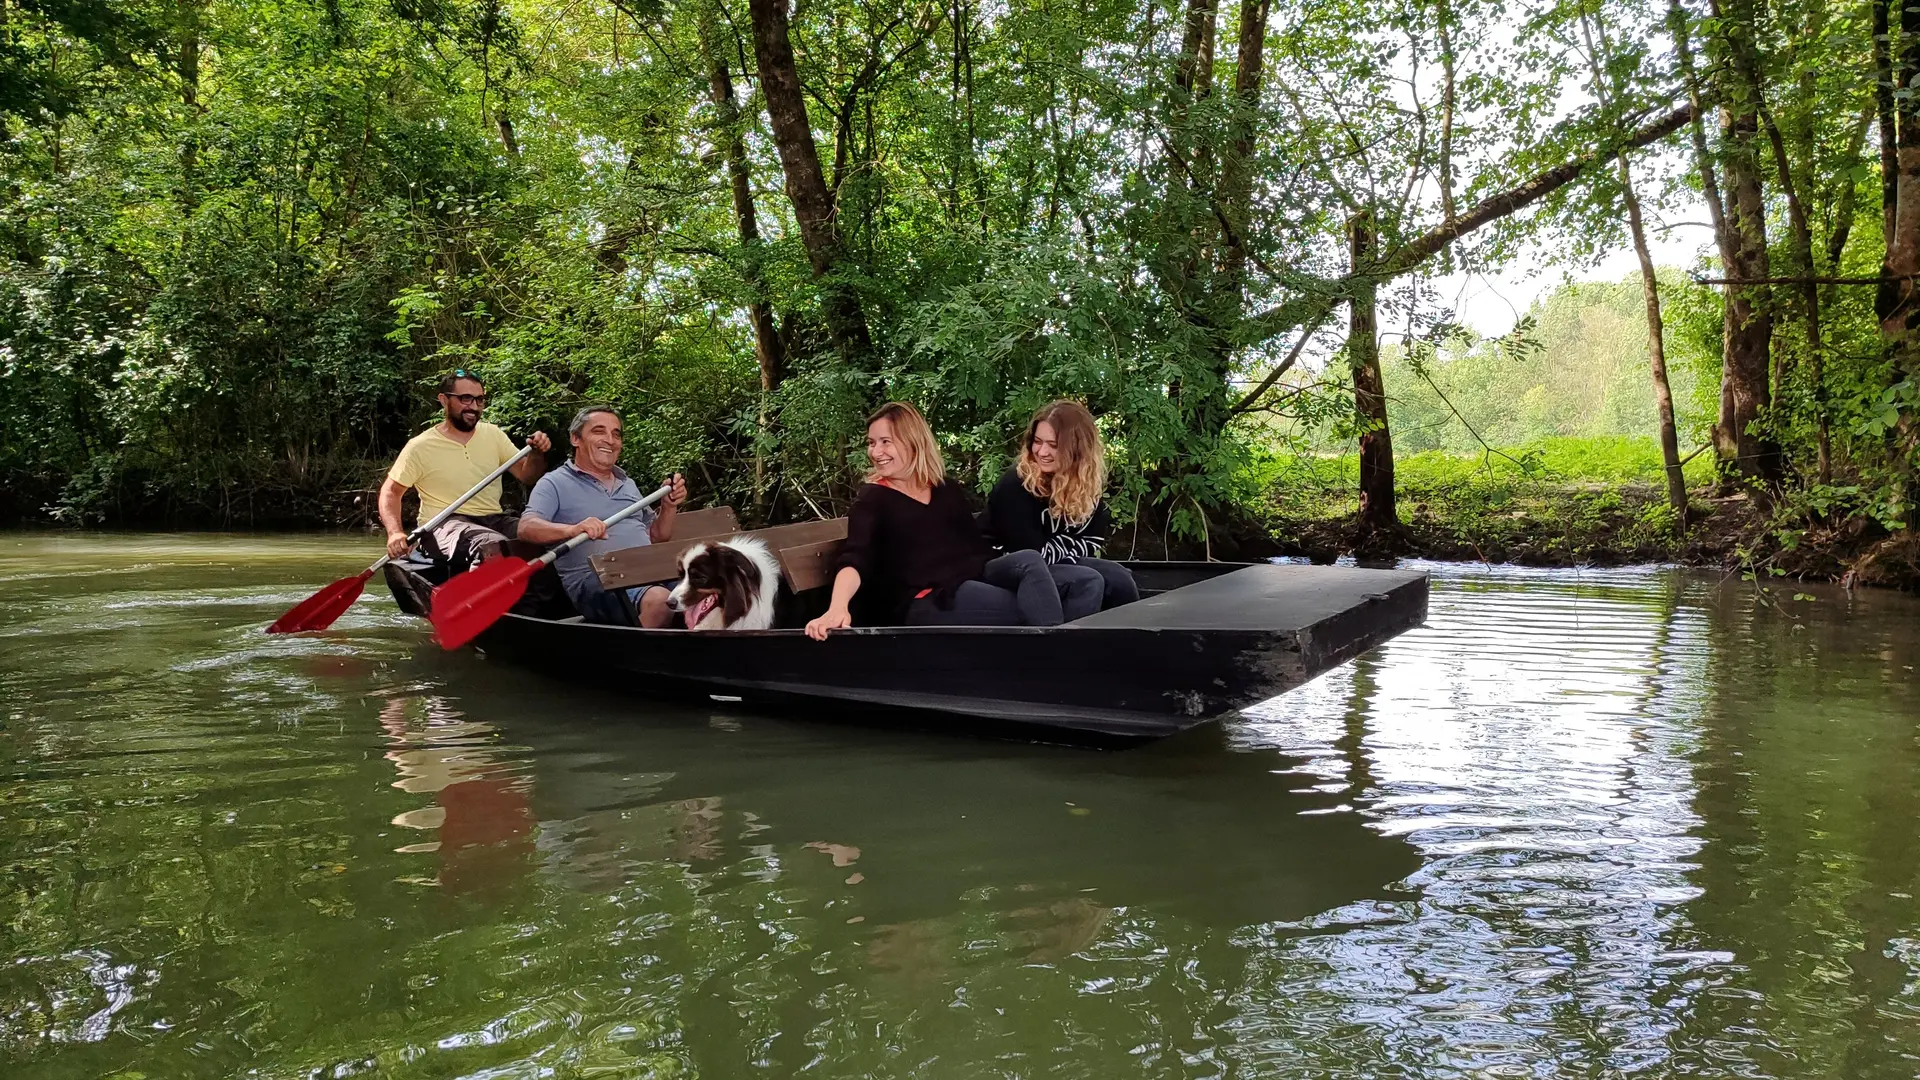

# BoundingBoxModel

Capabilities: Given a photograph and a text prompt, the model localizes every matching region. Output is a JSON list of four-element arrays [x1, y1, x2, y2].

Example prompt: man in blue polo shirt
[[518, 405, 689, 626]]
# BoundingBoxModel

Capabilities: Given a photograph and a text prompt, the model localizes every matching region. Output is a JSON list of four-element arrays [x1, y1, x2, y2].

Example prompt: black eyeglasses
[[444, 392, 488, 407]]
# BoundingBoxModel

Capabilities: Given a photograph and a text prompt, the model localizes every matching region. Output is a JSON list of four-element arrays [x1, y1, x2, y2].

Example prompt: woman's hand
[[805, 607, 852, 641]]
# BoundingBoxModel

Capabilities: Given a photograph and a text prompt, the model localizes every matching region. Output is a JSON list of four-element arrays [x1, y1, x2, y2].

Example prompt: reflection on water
[[1, 535, 1918, 1078], [379, 697, 537, 893]]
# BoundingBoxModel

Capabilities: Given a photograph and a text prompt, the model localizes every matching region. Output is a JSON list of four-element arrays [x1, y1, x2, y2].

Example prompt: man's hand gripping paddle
[[265, 445, 535, 634], [428, 484, 672, 650]]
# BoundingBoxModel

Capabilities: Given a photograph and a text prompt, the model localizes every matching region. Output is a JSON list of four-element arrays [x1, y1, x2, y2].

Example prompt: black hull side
[[457, 564, 1429, 743]]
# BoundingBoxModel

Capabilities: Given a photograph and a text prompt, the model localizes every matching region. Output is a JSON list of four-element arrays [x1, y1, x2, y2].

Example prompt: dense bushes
[[0, 0, 1897, 567]]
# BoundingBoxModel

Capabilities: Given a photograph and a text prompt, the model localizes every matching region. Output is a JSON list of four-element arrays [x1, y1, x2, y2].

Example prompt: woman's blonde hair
[[863, 401, 947, 488], [1016, 400, 1104, 525]]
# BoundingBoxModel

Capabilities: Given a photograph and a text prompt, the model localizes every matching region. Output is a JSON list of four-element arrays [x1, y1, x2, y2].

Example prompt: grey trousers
[[906, 550, 1102, 626], [1074, 557, 1140, 609]]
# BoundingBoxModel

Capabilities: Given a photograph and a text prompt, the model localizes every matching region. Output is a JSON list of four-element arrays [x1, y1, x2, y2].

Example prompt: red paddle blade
[[266, 569, 373, 634], [429, 556, 537, 650]]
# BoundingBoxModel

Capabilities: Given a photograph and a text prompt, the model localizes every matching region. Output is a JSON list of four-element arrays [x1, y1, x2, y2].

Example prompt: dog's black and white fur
[[667, 537, 781, 630]]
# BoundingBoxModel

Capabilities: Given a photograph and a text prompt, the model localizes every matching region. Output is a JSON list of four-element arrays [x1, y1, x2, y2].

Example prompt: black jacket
[[984, 470, 1113, 564], [836, 480, 993, 622]]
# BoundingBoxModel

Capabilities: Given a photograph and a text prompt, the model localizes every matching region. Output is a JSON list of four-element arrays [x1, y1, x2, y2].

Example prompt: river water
[[1, 534, 1916, 1079]]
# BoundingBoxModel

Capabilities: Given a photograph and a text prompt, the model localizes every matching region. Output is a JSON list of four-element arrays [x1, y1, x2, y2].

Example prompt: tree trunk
[[1733, 17, 1827, 481], [746, 0, 872, 360], [1669, 0, 1730, 240], [1877, 0, 1898, 259], [1215, 0, 1270, 300], [702, 14, 786, 517], [1162, 0, 1219, 287], [1707, 0, 1780, 489], [1620, 154, 1689, 519], [1881, 0, 1920, 366], [1349, 211, 1396, 533], [178, 0, 201, 209], [1580, 8, 1685, 514], [1715, 116, 1779, 487], [1168, 0, 1271, 439], [1173, 0, 1219, 107], [1827, 103, 1873, 271]]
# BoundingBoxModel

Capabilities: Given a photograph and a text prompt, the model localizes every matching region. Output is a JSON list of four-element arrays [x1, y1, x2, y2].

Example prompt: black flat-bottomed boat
[[388, 556, 1427, 744]]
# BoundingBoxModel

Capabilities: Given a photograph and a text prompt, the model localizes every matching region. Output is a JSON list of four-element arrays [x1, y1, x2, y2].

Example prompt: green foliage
[[0, 0, 1896, 558]]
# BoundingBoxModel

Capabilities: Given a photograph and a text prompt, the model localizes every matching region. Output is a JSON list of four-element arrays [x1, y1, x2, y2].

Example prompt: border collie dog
[[667, 537, 781, 630]]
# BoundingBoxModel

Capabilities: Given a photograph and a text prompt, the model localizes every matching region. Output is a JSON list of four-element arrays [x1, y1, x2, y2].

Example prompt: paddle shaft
[[369, 443, 535, 575], [426, 483, 674, 650], [531, 484, 674, 568]]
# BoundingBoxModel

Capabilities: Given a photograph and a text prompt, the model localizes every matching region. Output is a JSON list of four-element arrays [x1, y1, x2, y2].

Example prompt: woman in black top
[[986, 401, 1139, 610], [804, 402, 1101, 639]]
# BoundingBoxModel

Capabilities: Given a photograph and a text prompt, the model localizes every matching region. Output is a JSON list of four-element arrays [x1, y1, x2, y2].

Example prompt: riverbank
[[1109, 440, 1905, 590], [1153, 481, 1920, 592]]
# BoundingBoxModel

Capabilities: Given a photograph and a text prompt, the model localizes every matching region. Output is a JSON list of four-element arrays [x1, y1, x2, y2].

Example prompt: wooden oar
[[265, 444, 535, 634], [430, 483, 672, 650]]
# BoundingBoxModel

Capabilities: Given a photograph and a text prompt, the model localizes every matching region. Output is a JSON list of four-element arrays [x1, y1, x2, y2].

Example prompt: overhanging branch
[[1227, 306, 1334, 416], [1381, 102, 1695, 275], [1239, 101, 1696, 344]]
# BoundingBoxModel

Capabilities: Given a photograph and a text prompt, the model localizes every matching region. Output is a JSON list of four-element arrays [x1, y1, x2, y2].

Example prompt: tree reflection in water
[[5, 540, 1919, 1078]]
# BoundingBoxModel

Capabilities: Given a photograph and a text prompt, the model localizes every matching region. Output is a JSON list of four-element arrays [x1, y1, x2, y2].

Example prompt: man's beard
[[449, 410, 480, 432]]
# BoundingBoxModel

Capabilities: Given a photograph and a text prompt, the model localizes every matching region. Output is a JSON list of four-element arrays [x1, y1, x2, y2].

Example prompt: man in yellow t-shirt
[[378, 371, 552, 573]]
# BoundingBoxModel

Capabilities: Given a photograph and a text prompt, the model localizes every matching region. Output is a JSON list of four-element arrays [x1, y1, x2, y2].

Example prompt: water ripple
[[1, 540, 1918, 1077]]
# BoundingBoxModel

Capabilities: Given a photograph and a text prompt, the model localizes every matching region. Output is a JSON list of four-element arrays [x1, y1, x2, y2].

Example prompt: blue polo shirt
[[522, 460, 658, 604]]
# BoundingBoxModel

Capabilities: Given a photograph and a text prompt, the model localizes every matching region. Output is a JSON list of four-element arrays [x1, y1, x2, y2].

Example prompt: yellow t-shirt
[[387, 422, 519, 519]]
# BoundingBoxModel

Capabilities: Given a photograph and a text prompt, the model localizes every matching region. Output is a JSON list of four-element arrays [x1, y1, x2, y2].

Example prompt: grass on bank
[[1247, 435, 1723, 563]]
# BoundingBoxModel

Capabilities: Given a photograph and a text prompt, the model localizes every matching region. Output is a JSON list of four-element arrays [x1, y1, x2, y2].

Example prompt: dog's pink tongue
[[686, 593, 719, 629]]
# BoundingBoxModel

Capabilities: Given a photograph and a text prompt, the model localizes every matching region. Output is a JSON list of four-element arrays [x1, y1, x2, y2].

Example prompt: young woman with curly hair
[[985, 401, 1139, 610]]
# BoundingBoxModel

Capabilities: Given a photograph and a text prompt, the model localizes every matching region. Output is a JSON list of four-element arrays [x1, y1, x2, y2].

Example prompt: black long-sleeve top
[[835, 480, 993, 624], [984, 470, 1113, 564]]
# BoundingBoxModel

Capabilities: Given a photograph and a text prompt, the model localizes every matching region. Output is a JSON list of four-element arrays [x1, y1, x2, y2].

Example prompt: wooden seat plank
[[669, 505, 740, 539], [592, 518, 849, 590], [777, 538, 845, 592]]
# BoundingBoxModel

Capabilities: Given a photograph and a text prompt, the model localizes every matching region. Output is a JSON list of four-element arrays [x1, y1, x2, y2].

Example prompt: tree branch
[[1227, 306, 1333, 415], [1380, 102, 1694, 276], [1693, 274, 1904, 285], [1239, 101, 1696, 345]]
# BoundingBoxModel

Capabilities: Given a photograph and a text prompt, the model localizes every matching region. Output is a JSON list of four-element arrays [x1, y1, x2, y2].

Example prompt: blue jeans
[[573, 584, 666, 626]]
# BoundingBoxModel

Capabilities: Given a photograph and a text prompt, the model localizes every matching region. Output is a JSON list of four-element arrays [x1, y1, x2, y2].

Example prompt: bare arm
[[509, 455, 546, 486], [519, 512, 603, 546], [379, 477, 412, 558], [649, 472, 687, 542], [805, 567, 861, 640], [509, 431, 552, 485]]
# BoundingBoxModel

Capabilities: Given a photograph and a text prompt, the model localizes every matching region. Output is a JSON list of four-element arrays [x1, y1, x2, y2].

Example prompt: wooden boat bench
[[590, 508, 848, 596]]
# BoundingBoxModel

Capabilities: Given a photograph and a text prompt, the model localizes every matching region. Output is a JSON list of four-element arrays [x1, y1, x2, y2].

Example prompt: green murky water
[[2, 533, 1917, 1078]]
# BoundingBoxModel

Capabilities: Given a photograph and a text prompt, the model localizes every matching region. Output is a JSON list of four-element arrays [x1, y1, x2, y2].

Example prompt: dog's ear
[[719, 547, 757, 626]]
